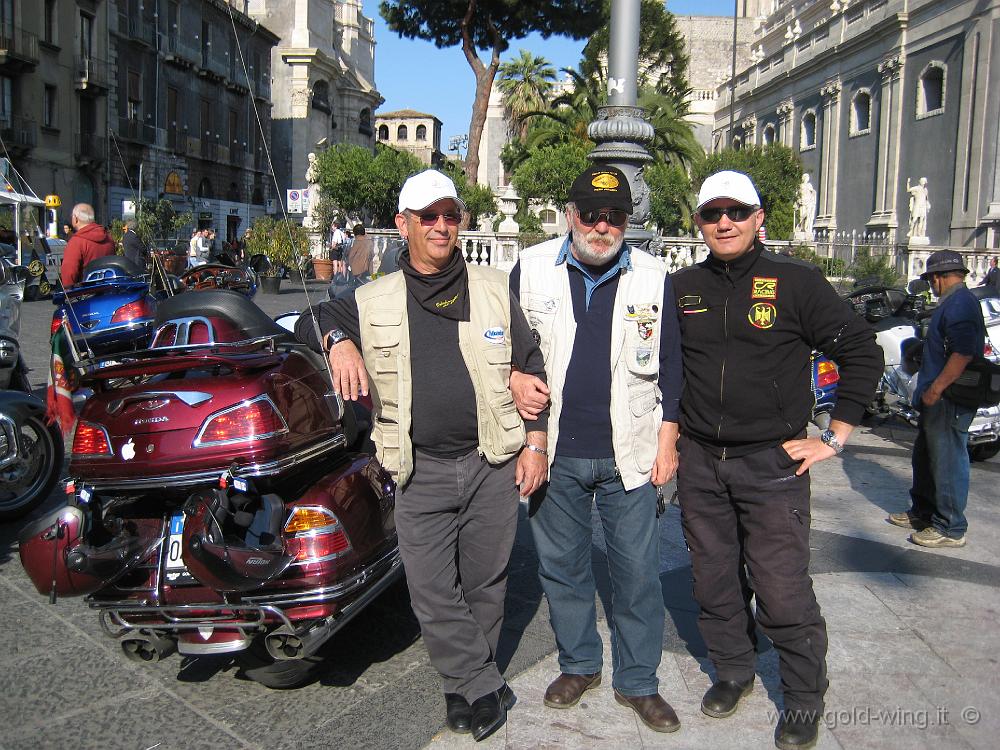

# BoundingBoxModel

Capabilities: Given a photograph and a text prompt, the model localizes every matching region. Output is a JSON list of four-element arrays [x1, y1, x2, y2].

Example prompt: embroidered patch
[[748, 302, 777, 329], [435, 294, 459, 308], [625, 303, 659, 322], [752, 277, 778, 299], [483, 326, 506, 343], [677, 295, 702, 307], [530, 328, 541, 345], [637, 321, 654, 340], [592, 171, 621, 190], [682, 308, 708, 314], [636, 348, 652, 367]]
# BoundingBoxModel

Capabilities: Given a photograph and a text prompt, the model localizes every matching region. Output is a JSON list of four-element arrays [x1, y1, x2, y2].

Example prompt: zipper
[[716, 263, 732, 445], [773, 380, 793, 433]]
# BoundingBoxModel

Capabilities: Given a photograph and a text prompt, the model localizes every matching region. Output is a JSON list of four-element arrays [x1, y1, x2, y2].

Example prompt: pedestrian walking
[[60, 203, 115, 288], [121, 218, 148, 270], [294, 169, 548, 741], [671, 170, 882, 750], [347, 224, 374, 281], [887, 251, 985, 548], [508, 164, 684, 733]]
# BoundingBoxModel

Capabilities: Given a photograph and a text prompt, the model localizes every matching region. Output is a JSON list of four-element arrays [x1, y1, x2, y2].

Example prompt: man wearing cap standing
[[672, 171, 881, 749], [294, 169, 549, 741], [509, 165, 684, 732], [887, 251, 984, 548]]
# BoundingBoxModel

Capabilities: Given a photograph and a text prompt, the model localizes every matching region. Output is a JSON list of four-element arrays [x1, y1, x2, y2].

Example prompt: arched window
[[396, 124, 408, 141], [762, 123, 776, 145], [378, 124, 389, 140], [800, 110, 817, 150], [358, 108, 372, 135], [252, 186, 264, 205], [540, 209, 557, 225], [312, 81, 330, 113], [917, 62, 945, 118], [732, 134, 743, 151], [850, 90, 871, 136], [198, 177, 213, 198], [416, 124, 427, 141], [228, 181, 240, 201]]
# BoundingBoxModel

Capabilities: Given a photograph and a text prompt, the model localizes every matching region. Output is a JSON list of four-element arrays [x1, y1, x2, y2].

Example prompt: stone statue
[[304, 152, 321, 229], [907, 177, 930, 241], [794, 173, 816, 238]]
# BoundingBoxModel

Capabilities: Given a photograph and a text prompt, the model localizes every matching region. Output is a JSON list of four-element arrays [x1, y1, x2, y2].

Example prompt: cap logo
[[591, 172, 620, 191]]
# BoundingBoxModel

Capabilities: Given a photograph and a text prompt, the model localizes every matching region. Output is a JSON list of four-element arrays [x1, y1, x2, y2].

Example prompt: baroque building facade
[[376, 109, 444, 167], [715, 0, 1000, 248]]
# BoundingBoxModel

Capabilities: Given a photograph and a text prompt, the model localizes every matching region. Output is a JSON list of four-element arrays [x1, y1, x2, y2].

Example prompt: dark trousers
[[677, 435, 828, 713], [395, 449, 519, 703]]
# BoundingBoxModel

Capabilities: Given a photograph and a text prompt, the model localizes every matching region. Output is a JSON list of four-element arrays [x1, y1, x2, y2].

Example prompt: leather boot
[[543, 672, 602, 708], [701, 678, 755, 718], [775, 712, 820, 750], [444, 693, 471, 734], [613, 691, 681, 733]]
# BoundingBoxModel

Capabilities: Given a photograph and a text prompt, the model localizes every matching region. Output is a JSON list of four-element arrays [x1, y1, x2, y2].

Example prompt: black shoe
[[701, 677, 755, 718], [775, 712, 820, 750], [470, 683, 517, 742], [444, 693, 471, 734]]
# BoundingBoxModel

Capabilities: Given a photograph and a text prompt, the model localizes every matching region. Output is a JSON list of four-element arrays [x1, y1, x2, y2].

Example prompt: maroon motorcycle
[[19, 290, 400, 688]]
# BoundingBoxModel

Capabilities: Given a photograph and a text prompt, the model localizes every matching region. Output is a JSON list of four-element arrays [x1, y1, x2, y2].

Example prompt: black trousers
[[677, 435, 828, 713]]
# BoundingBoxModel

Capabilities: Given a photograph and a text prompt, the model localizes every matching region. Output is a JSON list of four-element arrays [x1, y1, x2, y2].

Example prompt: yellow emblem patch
[[591, 172, 621, 190], [751, 277, 777, 300], [748, 302, 776, 329]]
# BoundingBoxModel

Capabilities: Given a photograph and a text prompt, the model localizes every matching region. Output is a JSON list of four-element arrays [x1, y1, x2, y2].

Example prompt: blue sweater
[[917, 283, 984, 404]]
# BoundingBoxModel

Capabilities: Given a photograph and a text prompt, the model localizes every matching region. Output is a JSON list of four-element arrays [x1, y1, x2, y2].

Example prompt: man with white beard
[[508, 165, 684, 733]]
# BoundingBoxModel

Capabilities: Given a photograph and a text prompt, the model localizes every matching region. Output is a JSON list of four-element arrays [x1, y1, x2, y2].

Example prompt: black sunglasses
[[416, 212, 461, 227], [698, 205, 756, 223], [577, 209, 629, 227]]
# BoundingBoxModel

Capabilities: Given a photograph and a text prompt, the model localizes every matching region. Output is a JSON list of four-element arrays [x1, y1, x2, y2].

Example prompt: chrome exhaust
[[119, 629, 177, 663]]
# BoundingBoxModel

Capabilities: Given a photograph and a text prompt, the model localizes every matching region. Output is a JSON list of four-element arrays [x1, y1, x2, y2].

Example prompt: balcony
[[200, 138, 218, 161], [0, 116, 37, 154], [253, 78, 271, 102], [229, 145, 248, 169], [74, 56, 111, 94], [166, 127, 186, 153], [198, 51, 226, 81], [116, 14, 156, 48], [0, 25, 39, 70], [164, 35, 197, 69], [118, 117, 156, 145], [74, 134, 108, 167]]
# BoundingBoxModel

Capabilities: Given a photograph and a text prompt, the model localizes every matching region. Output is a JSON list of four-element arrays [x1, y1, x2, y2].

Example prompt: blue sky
[[366, 1, 738, 155]]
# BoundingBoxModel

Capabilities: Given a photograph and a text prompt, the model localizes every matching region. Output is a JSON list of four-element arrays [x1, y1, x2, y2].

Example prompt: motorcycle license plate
[[164, 514, 194, 584]]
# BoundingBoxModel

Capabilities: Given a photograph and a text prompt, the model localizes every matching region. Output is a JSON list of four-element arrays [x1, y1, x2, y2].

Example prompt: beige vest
[[355, 264, 525, 486], [517, 236, 666, 491]]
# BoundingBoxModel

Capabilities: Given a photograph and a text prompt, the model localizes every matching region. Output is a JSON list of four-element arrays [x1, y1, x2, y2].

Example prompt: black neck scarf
[[399, 248, 470, 321]]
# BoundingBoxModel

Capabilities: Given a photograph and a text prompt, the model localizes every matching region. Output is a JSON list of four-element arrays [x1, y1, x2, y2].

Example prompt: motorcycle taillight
[[816, 360, 839, 388], [111, 300, 152, 324], [284, 506, 352, 563], [72, 421, 113, 456], [194, 395, 288, 447]]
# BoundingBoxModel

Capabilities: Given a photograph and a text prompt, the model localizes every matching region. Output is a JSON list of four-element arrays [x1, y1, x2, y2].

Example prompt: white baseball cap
[[397, 169, 467, 213], [696, 170, 761, 211]]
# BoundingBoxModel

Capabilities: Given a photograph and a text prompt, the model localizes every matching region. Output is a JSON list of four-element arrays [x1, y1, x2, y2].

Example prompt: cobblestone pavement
[[2, 287, 997, 749]]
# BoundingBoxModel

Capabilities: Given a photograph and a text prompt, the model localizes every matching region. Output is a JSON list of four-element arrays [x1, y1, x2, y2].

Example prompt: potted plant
[[243, 217, 309, 293], [309, 196, 340, 281]]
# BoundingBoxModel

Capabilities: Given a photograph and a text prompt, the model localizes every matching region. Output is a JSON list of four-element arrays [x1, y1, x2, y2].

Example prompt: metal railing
[[0, 115, 37, 149], [0, 24, 39, 65], [75, 56, 111, 90], [164, 34, 198, 64], [117, 14, 155, 47], [117, 117, 155, 144], [74, 133, 108, 163]]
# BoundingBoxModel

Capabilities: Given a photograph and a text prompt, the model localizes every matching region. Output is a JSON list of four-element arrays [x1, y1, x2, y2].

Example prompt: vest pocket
[[485, 395, 526, 457], [628, 384, 660, 472], [483, 343, 514, 392], [373, 417, 401, 477], [626, 346, 659, 377]]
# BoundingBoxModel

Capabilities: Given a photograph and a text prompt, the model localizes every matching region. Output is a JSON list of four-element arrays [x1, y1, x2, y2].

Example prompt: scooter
[[845, 279, 1000, 461], [0, 259, 64, 521], [19, 290, 400, 688]]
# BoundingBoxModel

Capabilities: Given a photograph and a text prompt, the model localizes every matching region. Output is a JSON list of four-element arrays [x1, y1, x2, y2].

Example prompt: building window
[[540, 209, 557, 225], [0, 75, 11, 128], [44, 0, 57, 45], [397, 124, 408, 141], [762, 123, 775, 145], [800, 110, 817, 150], [198, 177, 213, 199], [850, 90, 871, 136], [378, 124, 389, 140], [127, 71, 142, 122], [80, 12, 93, 59], [416, 124, 427, 141], [312, 81, 330, 114], [916, 62, 945, 119], [358, 108, 372, 136], [43, 86, 57, 128]]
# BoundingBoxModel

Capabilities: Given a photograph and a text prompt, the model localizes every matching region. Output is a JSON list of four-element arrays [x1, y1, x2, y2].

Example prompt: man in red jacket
[[60, 203, 115, 288]]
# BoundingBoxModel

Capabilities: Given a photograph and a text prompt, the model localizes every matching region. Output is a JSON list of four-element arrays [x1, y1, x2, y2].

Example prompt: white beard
[[571, 229, 624, 266]]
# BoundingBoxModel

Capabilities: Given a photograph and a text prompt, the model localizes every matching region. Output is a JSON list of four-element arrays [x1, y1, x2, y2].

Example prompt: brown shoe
[[543, 672, 601, 708], [614, 691, 681, 733]]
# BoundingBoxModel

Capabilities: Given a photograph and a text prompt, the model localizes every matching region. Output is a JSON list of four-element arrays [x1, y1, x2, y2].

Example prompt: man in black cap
[[887, 250, 984, 548], [509, 164, 684, 732]]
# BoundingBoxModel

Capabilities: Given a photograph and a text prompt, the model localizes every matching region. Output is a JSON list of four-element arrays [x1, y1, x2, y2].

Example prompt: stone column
[[777, 100, 795, 147], [587, 0, 655, 250], [814, 80, 841, 233], [868, 54, 904, 241]]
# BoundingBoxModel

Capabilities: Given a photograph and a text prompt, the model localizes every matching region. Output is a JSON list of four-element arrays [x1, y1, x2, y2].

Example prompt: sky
[[366, 1, 739, 156]]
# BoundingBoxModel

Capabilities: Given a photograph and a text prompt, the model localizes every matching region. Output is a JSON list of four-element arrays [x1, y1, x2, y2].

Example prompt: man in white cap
[[295, 169, 548, 741], [671, 171, 882, 750]]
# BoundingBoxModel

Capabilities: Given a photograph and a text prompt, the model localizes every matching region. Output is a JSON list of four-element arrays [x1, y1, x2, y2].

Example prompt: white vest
[[355, 265, 525, 486], [517, 236, 666, 491]]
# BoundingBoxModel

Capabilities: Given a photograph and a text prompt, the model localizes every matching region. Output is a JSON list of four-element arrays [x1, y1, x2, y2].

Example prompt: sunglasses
[[416, 211, 461, 227], [577, 209, 629, 228], [698, 205, 756, 223]]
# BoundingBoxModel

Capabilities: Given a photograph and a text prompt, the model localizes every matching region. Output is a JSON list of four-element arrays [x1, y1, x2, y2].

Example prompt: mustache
[[585, 231, 617, 247]]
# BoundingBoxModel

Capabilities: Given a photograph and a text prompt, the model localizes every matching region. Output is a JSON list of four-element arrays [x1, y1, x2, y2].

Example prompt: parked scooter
[[0, 259, 64, 521], [845, 279, 1000, 461], [19, 290, 400, 687]]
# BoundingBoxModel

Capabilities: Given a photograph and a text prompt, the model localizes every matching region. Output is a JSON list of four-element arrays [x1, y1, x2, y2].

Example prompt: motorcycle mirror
[[908, 278, 930, 295]]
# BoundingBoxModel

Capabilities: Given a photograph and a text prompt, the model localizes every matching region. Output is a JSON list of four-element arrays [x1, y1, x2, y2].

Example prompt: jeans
[[910, 397, 976, 538], [530, 456, 664, 696]]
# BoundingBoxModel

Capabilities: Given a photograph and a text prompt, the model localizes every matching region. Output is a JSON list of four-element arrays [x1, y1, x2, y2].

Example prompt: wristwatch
[[323, 328, 349, 352], [820, 429, 844, 454]]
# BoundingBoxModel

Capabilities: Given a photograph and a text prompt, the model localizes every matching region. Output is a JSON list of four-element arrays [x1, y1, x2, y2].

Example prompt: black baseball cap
[[568, 165, 633, 214], [920, 250, 969, 280]]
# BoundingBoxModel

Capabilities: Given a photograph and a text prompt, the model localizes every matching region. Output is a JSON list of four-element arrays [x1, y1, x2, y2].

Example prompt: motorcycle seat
[[83, 255, 145, 280], [155, 289, 289, 343]]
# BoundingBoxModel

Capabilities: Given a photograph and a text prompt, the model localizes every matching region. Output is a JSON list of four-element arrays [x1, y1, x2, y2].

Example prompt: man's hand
[[327, 339, 368, 400], [510, 371, 550, 421], [516, 431, 548, 497], [921, 386, 943, 407], [651, 421, 679, 486], [782, 419, 853, 476]]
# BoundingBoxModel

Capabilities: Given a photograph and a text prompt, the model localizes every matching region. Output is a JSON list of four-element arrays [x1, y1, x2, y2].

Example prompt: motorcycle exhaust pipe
[[120, 630, 177, 663], [264, 629, 305, 660]]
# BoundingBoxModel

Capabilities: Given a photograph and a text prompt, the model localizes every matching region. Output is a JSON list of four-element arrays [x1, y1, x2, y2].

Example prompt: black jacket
[[121, 230, 148, 268], [671, 241, 882, 457]]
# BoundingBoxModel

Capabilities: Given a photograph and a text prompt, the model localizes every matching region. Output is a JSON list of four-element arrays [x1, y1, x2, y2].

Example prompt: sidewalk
[[426, 421, 1000, 750]]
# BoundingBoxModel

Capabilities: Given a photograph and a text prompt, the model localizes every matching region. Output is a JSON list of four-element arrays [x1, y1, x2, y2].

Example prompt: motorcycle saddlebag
[[18, 506, 104, 597]]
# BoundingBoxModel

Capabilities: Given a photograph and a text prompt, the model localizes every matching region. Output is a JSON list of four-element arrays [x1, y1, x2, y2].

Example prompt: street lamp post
[[587, 0, 655, 251]]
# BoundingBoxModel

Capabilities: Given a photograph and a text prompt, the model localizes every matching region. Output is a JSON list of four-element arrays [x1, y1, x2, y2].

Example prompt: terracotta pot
[[312, 258, 334, 280]]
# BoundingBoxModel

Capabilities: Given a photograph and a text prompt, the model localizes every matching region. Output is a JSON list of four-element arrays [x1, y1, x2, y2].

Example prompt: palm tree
[[497, 50, 557, 139]]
